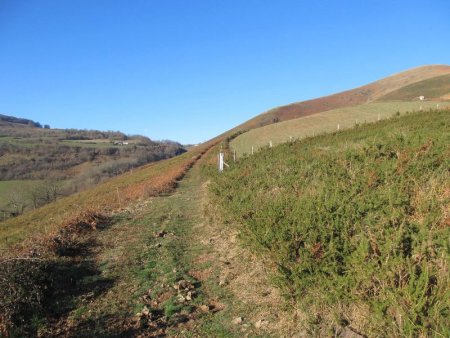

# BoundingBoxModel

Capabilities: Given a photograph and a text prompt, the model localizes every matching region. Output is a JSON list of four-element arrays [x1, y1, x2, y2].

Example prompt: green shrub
[[210, 109, 450, 336]]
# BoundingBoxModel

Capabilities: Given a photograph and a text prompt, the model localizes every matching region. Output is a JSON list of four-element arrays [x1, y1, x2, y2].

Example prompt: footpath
[[45, 160, 300, 337]]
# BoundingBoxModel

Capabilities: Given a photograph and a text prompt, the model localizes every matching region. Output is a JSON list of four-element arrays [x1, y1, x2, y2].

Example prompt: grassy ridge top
[[231, 64, 450, 131], [211, 109, 450, 336], [378, 73, 450, 101], [231, 101, 450, 156]]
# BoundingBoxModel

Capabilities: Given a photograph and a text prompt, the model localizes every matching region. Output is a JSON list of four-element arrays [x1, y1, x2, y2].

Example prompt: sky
[[0, 1, 449, 144]]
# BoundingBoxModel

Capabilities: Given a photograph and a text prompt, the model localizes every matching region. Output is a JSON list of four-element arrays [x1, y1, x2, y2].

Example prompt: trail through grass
[[32, 160, 290, 337]]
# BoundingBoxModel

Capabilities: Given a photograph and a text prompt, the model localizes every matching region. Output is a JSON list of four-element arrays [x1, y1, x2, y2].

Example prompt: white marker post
[[233, 150, 236, 162], [218, 152, 230, 172], [218, 153, 224, 172], [251, 146, 254, 155], [269, 141, 273, 148], [337, 124, 340, 131]]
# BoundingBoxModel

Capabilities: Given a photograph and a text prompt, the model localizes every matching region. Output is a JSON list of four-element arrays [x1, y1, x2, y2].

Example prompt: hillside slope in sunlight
[[234, 64, 450, 130], [211, 109, 450, 337], [230, 66, 450, 156]]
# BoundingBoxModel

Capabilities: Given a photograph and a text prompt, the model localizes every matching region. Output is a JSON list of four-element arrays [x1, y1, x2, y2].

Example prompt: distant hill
[[0, 114, 136, 141], [234, 64, 450, 130], [0, 113, 43, 128], [0, 113, 186, 220]]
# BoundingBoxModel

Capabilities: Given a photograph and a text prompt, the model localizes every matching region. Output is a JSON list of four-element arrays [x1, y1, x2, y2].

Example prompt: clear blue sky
[[0, 1, 449, 144]]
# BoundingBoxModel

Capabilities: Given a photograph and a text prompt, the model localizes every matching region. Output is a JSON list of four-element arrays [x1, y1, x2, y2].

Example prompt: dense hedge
[[210, 109, 450, 336]]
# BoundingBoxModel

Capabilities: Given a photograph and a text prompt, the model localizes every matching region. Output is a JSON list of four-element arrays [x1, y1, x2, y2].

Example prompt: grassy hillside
[[378, 73, 450, 101], [0, 120, 186, 221], [231, 101, 450, 156], [0, 113, 43, 128], [230, 64, 450, 131], [211, 109, 450, 336], [0, 125, 184, 182]]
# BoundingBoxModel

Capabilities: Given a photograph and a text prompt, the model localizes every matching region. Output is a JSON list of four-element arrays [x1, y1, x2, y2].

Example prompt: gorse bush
[[210, 109, 450, 336]]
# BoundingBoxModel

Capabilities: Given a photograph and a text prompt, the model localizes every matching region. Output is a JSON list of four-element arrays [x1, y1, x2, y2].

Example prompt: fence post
[[218, 153, 224, 172], [269, 141, 273, 148], [116, 188, 121, 208]]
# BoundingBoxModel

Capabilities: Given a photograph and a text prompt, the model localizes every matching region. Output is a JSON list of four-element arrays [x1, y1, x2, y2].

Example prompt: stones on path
[[173, 279, 195, 292], [140, 306, 151, 318], [218, 273, 228, 286], [199, 302, 224, 314], [200, 237, 216, 245], [173, 279, 197, 304], [199, 304, 210, 313], [140, 288, 160, 308], [154, 230, 174, 238], [255, 319, 269, 329], [232, 317, 243, 325]]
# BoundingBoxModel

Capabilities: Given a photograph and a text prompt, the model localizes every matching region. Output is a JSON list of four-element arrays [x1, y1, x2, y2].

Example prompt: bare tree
[[7, 190, 27, 216], [28, 179, 61, 209]]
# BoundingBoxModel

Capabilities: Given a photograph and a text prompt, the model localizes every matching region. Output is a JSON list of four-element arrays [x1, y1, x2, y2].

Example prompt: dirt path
[[44, 159, 301, 337], [182, 172, 305, 337]]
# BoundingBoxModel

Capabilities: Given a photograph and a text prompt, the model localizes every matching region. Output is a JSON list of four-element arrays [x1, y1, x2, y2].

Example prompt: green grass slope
[[211, 109, 450, 336], [378, 73, 450, 101], [231, 101, 450, 156]]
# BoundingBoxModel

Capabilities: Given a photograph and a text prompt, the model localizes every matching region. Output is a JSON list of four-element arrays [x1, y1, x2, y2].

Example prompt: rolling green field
[[61, 139, 140, 148], [231, 101, 450, 157], [211, 109, 450, 336], [0, 136, 139, 148]]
